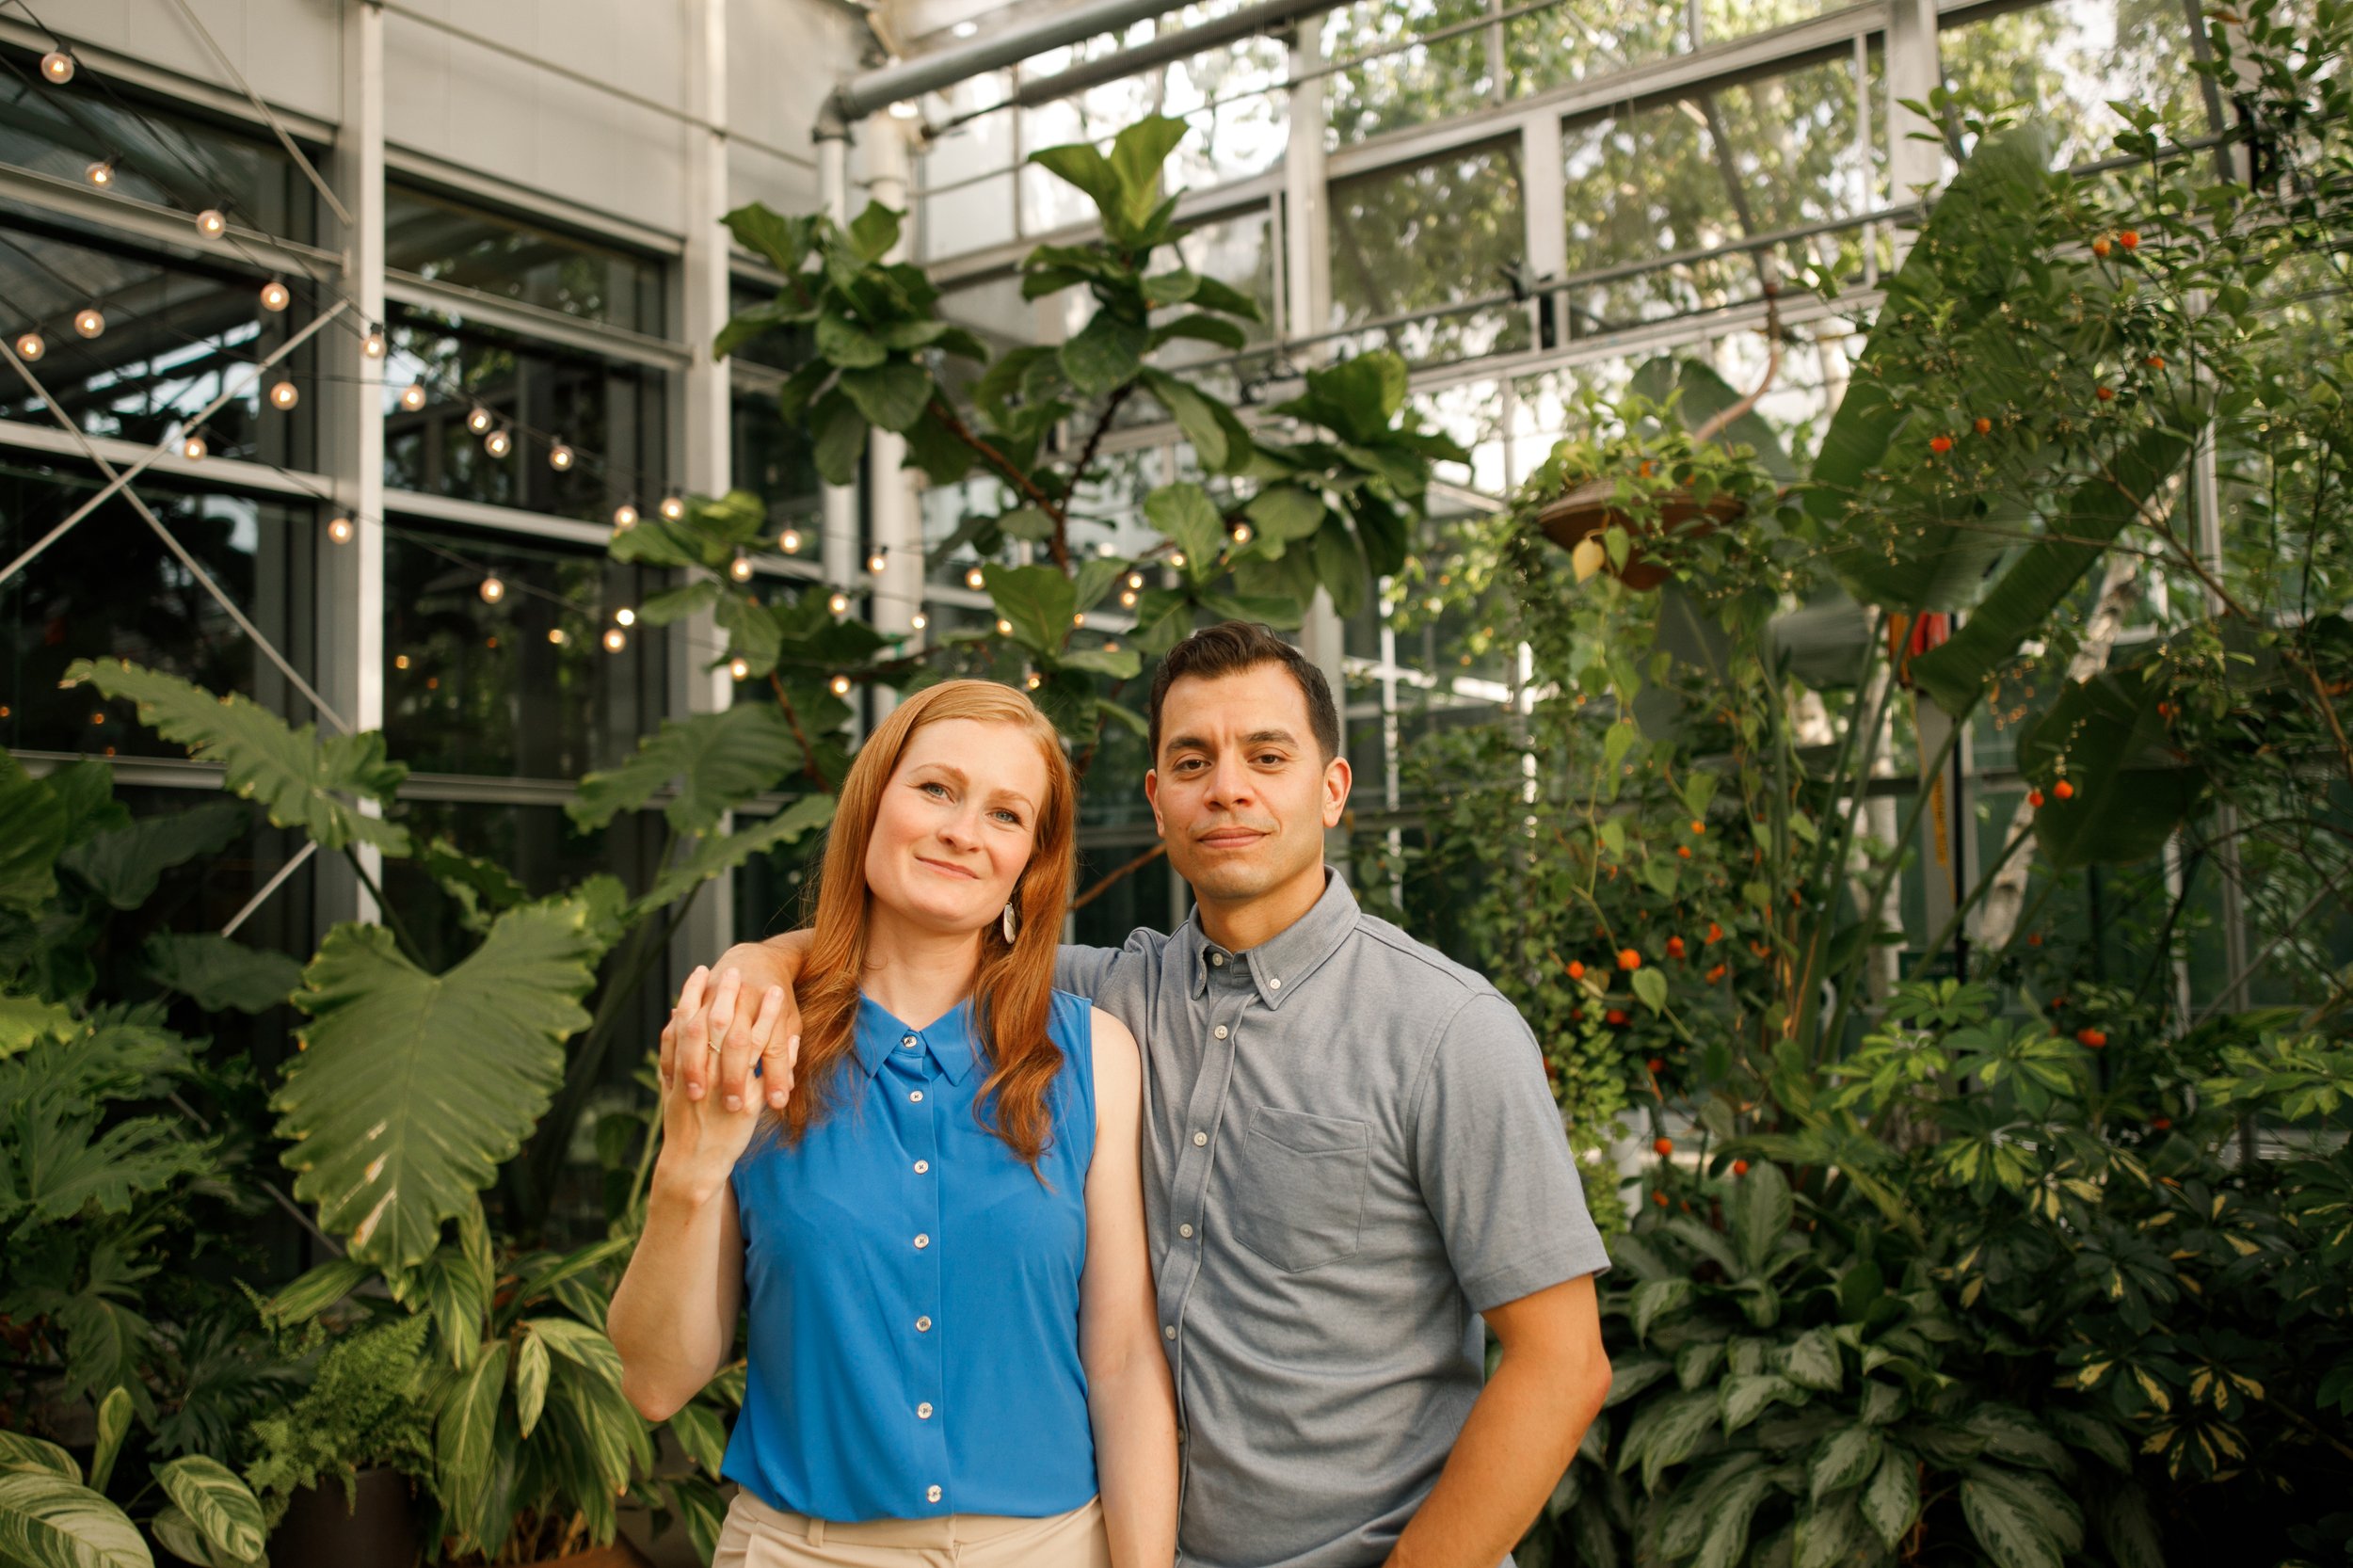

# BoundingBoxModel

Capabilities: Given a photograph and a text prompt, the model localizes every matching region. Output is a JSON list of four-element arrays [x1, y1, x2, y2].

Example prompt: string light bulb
[[548, 628, 568, 646], [1231, 521, 1254, 546], [829, 674, 853, 696], [910, 611, 928, 631], [995, 618, 1013, 635], [466, 406, 492, 435], [779, 528, 801, 552], [327, 516, 355, 544], [1170, 551, 1188, 568], [603, 628, 628, 652], [1127, 571, 1144, 589], [181, 432, 207, 461], [612, 503, 638, 530], [659, 495, 685, 520], [479, 575, 505, 604], [268, 379, 298, 409], [259, 280, 290, 312], [1120, 589, 1138, 607], [400, 381, 427, 411], [728, 552, 753, 582], [965, 567, 985, 590], [40, 51, 74, 84], [827, 592, 850, 616], [729, 656, 751, 680], [13, 332, 41, 362], [484, 427, 511, 458], [1025, 673, 1042, 690], [1073, 612, 1087, 627], [85, 159, 113, 188], [867, 548, 888, 575], [615, 607, 636, 627], [548, 440, 574, 472], [196, 209, 226, 239], [362, 324, 386, 358], [73, 308, 104, 339]]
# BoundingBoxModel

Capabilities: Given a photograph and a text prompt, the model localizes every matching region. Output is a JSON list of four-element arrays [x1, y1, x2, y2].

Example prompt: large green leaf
[[1276, 352, 1408, 445], [1616, 1386, 1717, 1490], [1138, 369, 1252, 473], [436, 1336, 510, 1542], [155, 1456, 264, 1564], [1809, 1425, 1883, 1502], [1631, 356, 1799, 483], [721, 202, 817, 277], [1808, 125, 2059, 611], [0, 1432, 77, 1481], [0, 994, 78, 1059], [1909, 423, 2197, 714], [1060, 312, 1149, 399], [64, 662, 408, 856], [1144, 484, 1227, 583], [88, 1389, 130, 1494], [837, 362, 934, 433], [666, 1400, 728, 1478], [809, 391, 869, 487], [277, 899, 603, 1268], [2018, 670, 2203, 868], [984, 564, 1079, 655], [0, 754, 66, 913], [632, 795, 835, 916], [142, 934, 302, 1014], [1730, 1160, 1793, 1275], [1960, 1472, 2068, 1568], [1861, 1445, 1921, 1546], [1106, 116, 1190, 233], [0, 1473, 149, 1568], [60, 801, 248, 910], [568, 706, 803, 836], [514, 1326, 551, 1440]]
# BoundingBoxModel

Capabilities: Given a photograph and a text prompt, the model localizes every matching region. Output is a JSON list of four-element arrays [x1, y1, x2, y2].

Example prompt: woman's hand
[[653, 967, 793, 1199], [661, 934, 813, 1114]]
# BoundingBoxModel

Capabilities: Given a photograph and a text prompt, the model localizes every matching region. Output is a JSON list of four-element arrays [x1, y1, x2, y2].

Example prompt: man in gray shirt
[[675, 621, 1613, 1567]]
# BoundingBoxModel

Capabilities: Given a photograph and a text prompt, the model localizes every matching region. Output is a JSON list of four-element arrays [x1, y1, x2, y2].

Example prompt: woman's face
[[863, 716, 1051, 937]]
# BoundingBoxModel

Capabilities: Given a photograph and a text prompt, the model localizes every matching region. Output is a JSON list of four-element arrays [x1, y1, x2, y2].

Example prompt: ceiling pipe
[[821, 0, 1182, 131], [818, 0, 1336, 131], [1008, 0, 1330, 108]]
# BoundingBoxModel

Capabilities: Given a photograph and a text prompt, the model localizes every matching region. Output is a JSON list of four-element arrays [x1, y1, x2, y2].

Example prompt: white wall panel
[[727, 0, 863, 217], [47, 0, 344, 124]]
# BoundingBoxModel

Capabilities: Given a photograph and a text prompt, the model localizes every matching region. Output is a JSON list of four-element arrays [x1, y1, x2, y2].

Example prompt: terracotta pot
[[1535, 488, 1745, 590], [270, 1467, 420, 1568]]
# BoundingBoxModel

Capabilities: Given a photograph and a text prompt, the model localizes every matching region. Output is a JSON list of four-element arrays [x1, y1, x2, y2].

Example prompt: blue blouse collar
[[854, 994, 980, 1084]]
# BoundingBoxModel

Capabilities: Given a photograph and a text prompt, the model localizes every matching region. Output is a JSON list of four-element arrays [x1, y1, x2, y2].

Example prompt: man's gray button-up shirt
[[1058, 870, 1611, 1568]]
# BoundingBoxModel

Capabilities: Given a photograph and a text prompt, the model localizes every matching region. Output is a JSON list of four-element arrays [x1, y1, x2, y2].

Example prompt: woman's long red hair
[[769, 680, 1076, 1167]]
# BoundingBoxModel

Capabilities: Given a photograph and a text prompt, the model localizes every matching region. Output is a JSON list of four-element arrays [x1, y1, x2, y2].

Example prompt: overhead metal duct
[[1008, 0, 1330, 107], [824, 0, 1181, 126], [823, 0, 1335, 128]]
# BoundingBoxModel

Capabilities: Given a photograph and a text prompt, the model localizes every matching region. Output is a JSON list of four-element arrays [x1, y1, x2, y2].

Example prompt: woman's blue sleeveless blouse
[[720, 989, 1098, 1523]]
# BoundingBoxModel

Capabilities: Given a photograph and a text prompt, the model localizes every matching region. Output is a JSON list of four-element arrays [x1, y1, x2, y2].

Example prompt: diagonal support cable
[[0, 302, 350, 587], [157, 0, 355, 231], [0, 323, 355, 733], [221, 838, 321, 938]]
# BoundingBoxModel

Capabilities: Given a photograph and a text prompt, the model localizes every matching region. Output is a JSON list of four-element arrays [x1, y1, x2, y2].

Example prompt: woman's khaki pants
[[711, 1488, 1112, 1568]]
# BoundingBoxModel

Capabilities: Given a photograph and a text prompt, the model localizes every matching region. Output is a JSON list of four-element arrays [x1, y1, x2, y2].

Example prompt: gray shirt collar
[[1180, 866, 1359, 1011]]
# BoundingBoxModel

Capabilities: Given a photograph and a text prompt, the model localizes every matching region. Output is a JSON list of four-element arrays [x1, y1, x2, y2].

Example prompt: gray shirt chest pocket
[[1228, 1106, 1369, 1272]]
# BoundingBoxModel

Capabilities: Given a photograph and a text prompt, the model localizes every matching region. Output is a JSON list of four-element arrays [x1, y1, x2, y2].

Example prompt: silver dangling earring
[[1001, 901, 1018, 943]]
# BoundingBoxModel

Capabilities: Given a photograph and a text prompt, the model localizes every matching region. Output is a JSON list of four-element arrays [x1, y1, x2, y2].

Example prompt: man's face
[[1146, 664, 1350, 909]]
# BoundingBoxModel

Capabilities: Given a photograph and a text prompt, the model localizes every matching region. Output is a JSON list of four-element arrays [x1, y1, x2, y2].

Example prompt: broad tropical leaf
[[277, 899, 604, 1267], [0, 1432, 77, 1481], [2018, 670, 2203, 868], [1862, 1446, 1922, 1546], [983, 564, 1080, 655], [88, 1389, 131, 1494], [0, 995, 78, 1059], [436, 1337, 510, 1543], [632, 795, 835, 917], [1961, 1473, 2067, 1568], [0, 1473, 149, 1568], [514, 1325, 551, 1439], [59, 802, 248, 910], [142, 934, 302, 1014], [65, 662, 408, 856], [0, 754, 66, 912], [155, 1456, 265, 1564], [568, 705, 803, 836], [1730, 1160, 1793, 1274], [1909, 422, 2198, 714]]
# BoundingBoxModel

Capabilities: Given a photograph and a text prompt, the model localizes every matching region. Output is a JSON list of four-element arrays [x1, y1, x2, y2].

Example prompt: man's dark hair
[[1146, 620, 1341, 763]]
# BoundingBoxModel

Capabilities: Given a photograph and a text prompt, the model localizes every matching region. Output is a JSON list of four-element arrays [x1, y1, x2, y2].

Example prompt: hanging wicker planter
[[1534, 486, 1747, 590], [1531, 291, 1781, 590]]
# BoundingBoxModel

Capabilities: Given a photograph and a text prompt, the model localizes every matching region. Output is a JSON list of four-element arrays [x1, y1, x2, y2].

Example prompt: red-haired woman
[[609, 680, 1176, 1568]]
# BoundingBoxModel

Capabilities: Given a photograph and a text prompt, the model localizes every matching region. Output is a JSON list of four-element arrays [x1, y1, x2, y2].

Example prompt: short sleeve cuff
[[1460, 1231, 1614, 1316]]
